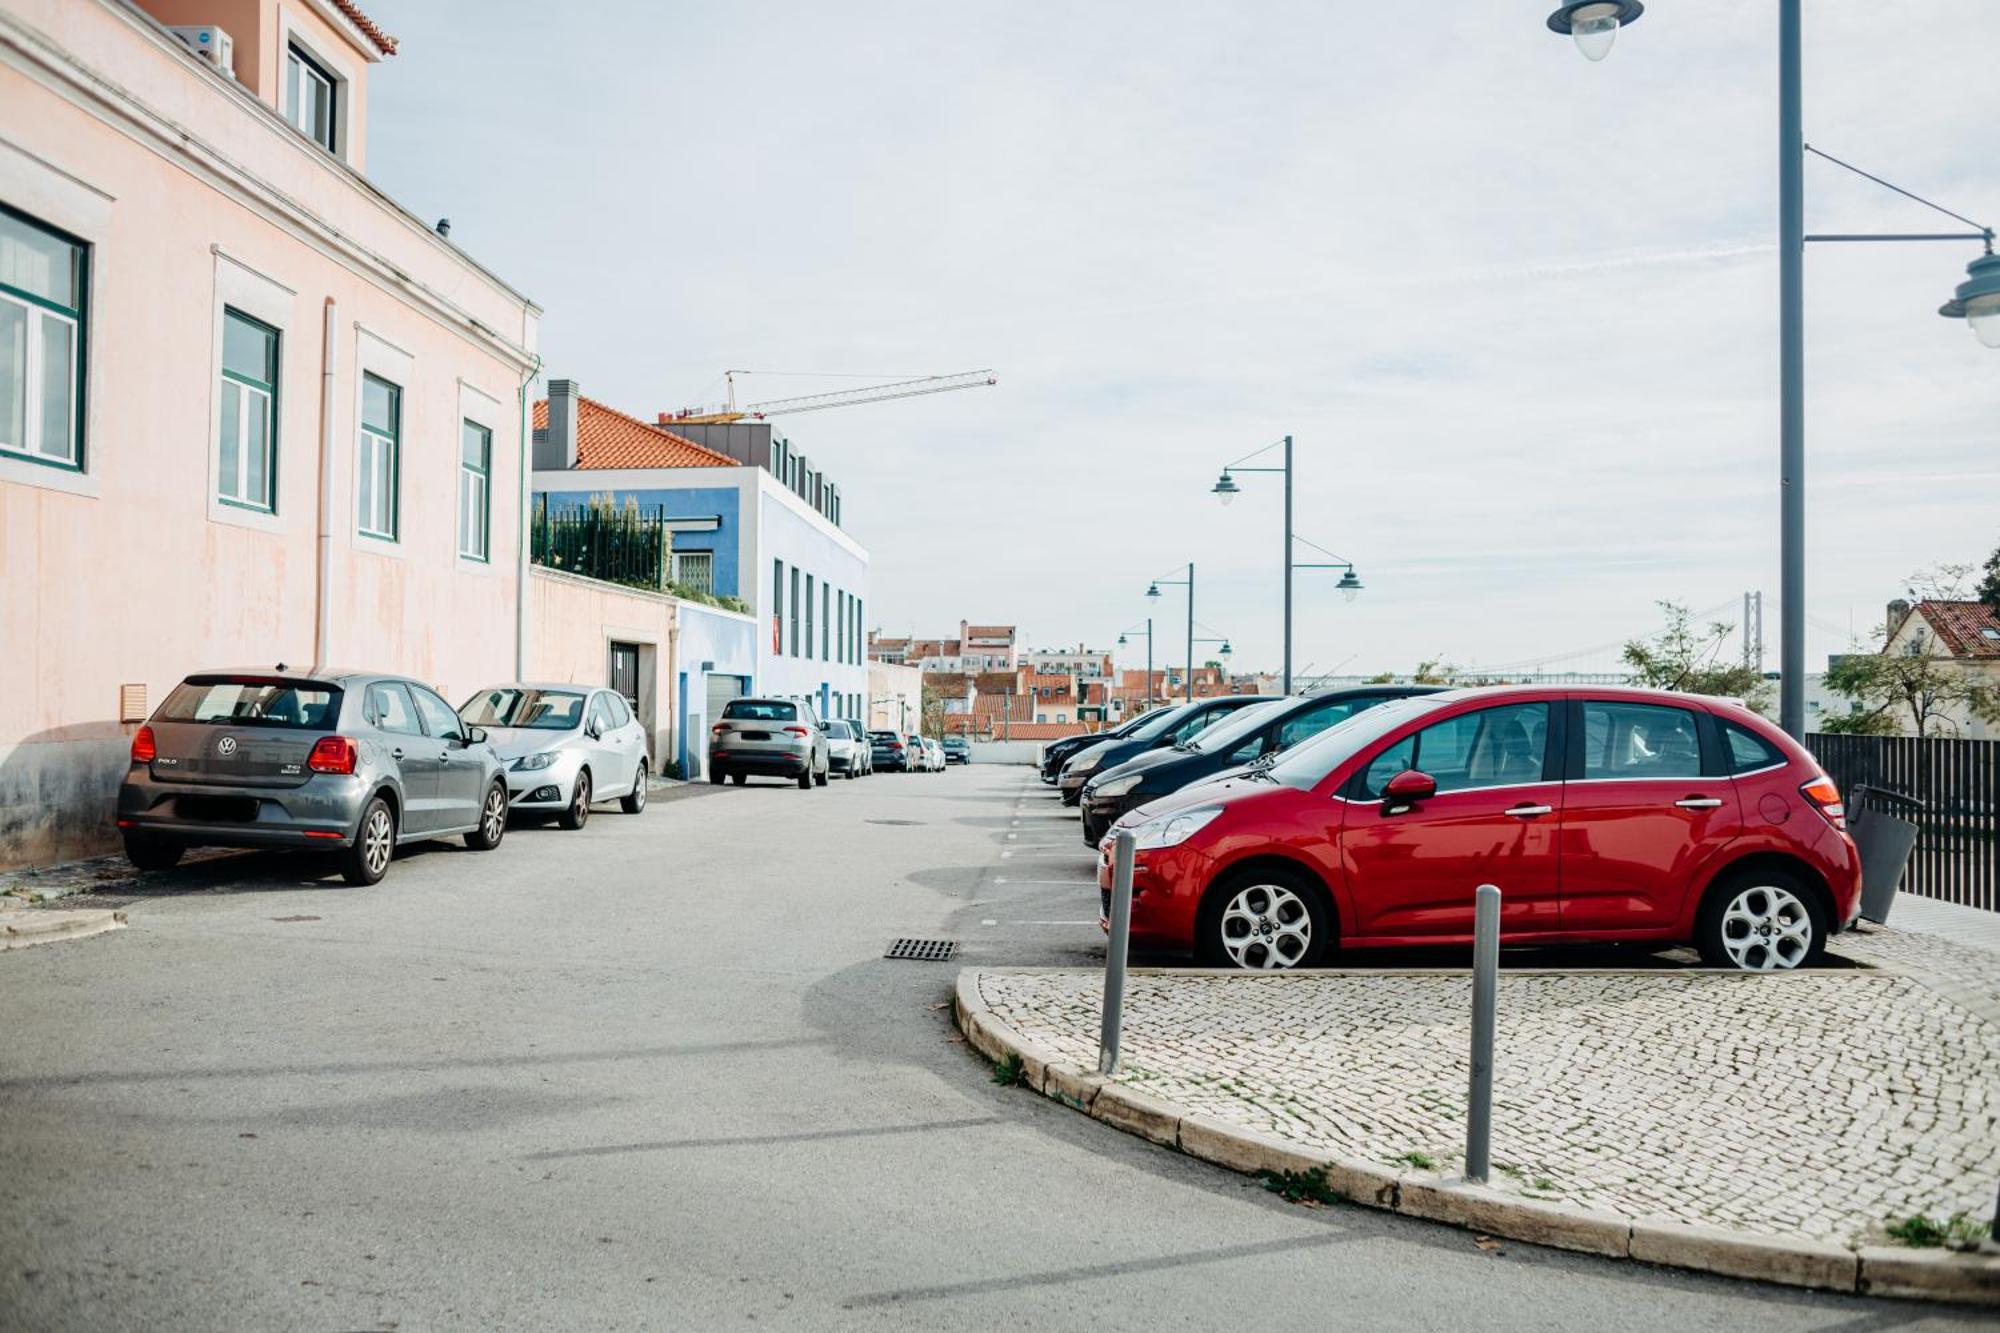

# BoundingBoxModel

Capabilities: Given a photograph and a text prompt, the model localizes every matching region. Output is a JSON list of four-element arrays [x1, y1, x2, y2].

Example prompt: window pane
[[218, 379, 241, 498], [223, 309, 276, 385], [356, 436, 375, 530], [244, 388, 270, 506], [461, 419, 489, 468], [310, 74, 332, 148], [1580, 701, 1702, 780], [362, 374, 397, 435], [37, 315, 73, 461], [1277, 700, 1363, 750], [1413, 703, 1550, 792], [1724, 723, 1783, 774], [377, 436, 396, 534], [0, 209, 81, 309], [1, 299, 25, 449], [285, 53, 301, 129]]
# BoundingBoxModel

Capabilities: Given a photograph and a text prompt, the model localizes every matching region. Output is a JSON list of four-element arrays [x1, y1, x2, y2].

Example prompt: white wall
[[755, 473, 869, 721]]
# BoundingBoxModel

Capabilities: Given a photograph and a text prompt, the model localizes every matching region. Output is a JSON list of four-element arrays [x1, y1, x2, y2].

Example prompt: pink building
[[0, 0, 541, 869]]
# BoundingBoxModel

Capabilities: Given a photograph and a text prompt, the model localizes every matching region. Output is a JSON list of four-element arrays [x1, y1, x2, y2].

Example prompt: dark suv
[[1079, 687, 1444, 843], [870, 729, 915, 772], [1058, 697, 1277, 805], [941, 736, 971, 765]]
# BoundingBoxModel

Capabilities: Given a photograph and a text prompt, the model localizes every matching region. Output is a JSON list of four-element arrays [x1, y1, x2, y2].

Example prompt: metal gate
[[609, 642, 641, 713]]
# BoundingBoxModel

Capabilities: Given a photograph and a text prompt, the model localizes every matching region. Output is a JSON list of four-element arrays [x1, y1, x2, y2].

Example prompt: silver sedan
[[459, 684, 651, 829]]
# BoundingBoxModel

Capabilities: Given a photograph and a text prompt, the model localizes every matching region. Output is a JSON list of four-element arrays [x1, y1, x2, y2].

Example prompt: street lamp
[[1146, 564, 1195, 706], [1118, 619, 1156, 711], [1545, 1, 1642, 63], [1211, 471, 1240, 506], [1542, 4, 1996, 738]]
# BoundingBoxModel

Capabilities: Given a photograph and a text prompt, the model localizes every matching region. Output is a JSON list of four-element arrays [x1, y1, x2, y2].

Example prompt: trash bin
[[1848, 783, 1923, 925]]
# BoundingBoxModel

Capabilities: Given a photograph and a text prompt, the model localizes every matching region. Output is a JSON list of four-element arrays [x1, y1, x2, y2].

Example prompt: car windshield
[[824, 721, 850, 738], [724, 700, 797, 722], [1125, 704, 1194, 742], [1262, 696, 1439, 789], [1185, 698, 1294, 753], [159, 677, 339, 729], [459, 688, 585, 730]]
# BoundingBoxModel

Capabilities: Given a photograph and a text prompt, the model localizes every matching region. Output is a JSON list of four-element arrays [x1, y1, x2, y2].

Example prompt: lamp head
[[1212, 471, 1240, 506], [1337, 569, 1364, 603], [1940, 250, 2000, 349], [1117, 633, 1128, 646], [1146, 582, 1162, 599], [1546, 0, 1643, 62]]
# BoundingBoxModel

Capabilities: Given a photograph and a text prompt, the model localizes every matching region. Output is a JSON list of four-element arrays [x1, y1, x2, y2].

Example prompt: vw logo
[[216, 736, 238, 757]]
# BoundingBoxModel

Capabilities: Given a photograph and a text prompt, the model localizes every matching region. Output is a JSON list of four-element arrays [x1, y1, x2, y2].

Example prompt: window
[[724, 699, 797, 722], [586, 694, 616, 737], [772, 559, 784, 653], [790, 567, 801, 655], [1983, 628, 2000, 642], [1580, 700, 1702, 780], [411, 686, 465, 742], [285, 44, 337, 153], [604, 693, 632, 728], [1276, 697, 1370, 751], [822, 583, 831, 660], [357, 373, 400, 540], [836, 591, 845, 663], [1357, 702, 1551, 798], [1722, 722, 1784, 775], [161, 677, 336, 729], [459, 687, 584, 730], [215, 308, 278, 510], [672, 550, 713, 596], [805, 574, 816, 659], [365, 682, 422, 736], [0, 205, 86, 469], [458, 419, 491, 560]]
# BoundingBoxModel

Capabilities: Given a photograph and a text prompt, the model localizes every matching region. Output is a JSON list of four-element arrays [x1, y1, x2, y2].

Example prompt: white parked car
[[923, 737, 946, 772], [458, 684, 650, 829], [823, 719, 870, 779]]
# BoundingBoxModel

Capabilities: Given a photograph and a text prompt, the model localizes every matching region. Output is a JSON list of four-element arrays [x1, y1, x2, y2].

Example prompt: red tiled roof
[[331, 0, 398, 55], [535, 397, 736, 471], [1912, 600, 2000, 659], [1026, 673, 1071, 690]]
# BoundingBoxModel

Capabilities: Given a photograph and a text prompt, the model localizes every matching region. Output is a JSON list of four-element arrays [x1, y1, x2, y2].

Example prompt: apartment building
[[0, 0, 539, 869]]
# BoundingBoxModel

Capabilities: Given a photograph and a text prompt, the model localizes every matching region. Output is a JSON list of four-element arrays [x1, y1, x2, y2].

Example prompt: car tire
[[341, 797, 396, 886], [122, 833, 184, 873], [1196, 866, 1333, 971], [621, 762, 649, 813], [814, 765, 828, 787], [464, 780, 508, 850], [710, 769, 726, 786], [797, 768, 813, 791], [559, 770, 592, 830], [732, 773, 747, 786], [1695, 867, 1827, 971]]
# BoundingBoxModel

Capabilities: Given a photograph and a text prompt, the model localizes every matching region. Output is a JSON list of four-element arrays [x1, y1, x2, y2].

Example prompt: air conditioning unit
[[167, 25, 236, 78]]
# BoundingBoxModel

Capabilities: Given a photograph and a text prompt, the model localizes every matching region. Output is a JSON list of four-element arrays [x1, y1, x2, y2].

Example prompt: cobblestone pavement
[[978, 936, 2000, 1248]]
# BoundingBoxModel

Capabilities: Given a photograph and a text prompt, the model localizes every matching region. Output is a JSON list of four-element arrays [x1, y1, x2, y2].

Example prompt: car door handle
[[1674, 797, 1723, 809], [1505, 803, 1553, 818]]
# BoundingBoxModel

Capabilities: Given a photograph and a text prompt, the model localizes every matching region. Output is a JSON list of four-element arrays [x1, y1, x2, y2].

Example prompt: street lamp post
[[1214, 437, 1363, 694], [1147, 564, 1194, 705], [1543, 1, 1997, 738], [1117, 619, 1155, 711]]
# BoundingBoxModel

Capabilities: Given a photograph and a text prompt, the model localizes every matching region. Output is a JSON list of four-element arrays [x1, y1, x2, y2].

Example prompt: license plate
[[739, 731, 769, 741]]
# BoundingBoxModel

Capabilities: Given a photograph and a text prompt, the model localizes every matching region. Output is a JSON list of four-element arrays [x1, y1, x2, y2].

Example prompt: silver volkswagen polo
[[458, 683, 652, 829], [117, 668, 510, 885]]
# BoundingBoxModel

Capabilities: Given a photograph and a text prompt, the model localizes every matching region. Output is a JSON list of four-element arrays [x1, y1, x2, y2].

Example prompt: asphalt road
[[0, 763, 1983, 1331]]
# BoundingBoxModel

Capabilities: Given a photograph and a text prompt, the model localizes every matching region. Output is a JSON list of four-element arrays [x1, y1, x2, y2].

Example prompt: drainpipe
[[514, 353, 543, 678], [313, 298, 338, 666]]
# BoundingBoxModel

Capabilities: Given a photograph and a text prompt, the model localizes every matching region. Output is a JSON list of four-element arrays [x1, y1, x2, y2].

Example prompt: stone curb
[[1, 909, 127, 950], [953, 966, 2000, 1306]]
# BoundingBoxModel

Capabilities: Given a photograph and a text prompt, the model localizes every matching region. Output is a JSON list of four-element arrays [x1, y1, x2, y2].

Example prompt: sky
[[367, 1, 1998, 680]]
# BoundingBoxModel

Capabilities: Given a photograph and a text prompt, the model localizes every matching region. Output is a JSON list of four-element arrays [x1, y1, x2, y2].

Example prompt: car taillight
[[130, 726, 157, 764], [1800, 775, 1846, 831], [783, 725, 810, 736], [712, 723, 728, 734], [308, 735, 358, 775]]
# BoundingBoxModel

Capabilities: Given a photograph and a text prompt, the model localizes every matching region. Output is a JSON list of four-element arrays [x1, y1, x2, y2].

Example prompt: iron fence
[[1807, 733, 1999, 911], [531, 503, 669, 591]]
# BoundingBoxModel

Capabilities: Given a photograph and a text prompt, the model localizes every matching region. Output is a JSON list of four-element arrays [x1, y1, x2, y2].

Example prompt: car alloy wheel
[[362, 806, 393, 877], [1218, 881, 1314, 970], [561, 771, 591, 829], [481, 784, 506, 841], [1717, 883, 1815, 971], [622, 763, 648, 813]]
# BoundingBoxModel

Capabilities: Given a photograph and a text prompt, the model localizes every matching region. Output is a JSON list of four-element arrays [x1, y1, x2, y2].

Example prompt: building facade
[[0, 0, 539, 870]]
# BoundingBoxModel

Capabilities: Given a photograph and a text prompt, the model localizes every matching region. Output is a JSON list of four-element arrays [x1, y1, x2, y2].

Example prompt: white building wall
[[752, 473, 870, 722]]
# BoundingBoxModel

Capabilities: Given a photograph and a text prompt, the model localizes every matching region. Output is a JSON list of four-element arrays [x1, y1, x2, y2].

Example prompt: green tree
[[1978, 540, 2000, 610], [1412, 659, 1460, 685], [1621, 601, 1770, 708]]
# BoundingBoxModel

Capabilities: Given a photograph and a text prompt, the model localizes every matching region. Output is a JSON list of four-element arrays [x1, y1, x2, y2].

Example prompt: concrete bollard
[[1465, 883, 1501, 1184], [1098, 831, 1137, 1076]]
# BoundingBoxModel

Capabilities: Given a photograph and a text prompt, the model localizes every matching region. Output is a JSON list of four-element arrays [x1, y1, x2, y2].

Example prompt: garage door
[[705, 673, 748, 727]]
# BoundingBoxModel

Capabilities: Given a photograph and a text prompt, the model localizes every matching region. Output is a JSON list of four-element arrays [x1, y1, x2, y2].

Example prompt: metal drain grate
[[867, 819, 922, 826], [884, 937, 958, 962]]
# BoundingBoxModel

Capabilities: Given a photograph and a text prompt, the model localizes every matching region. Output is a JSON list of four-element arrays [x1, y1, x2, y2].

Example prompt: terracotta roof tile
[[535, 396, 737, 471], [330, 0, 398, 55], [1913, 600, 2000, 659]]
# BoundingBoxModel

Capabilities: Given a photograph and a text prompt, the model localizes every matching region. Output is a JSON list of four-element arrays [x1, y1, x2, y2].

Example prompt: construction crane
[[667, 369, 997, 425]]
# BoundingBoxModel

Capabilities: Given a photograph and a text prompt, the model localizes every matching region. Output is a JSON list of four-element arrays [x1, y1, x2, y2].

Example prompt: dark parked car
[[117, 668, 510, 886], [870, 729, 916, 771], [1040, 711, 1157, 784], [1097, 687, 1862, 972], [942, 735, 971, 765], [1058, 696, 1278, 805], [1079, 687, 1445, 843]]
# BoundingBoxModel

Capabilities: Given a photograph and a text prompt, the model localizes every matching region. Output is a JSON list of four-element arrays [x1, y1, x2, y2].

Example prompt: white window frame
[[276, 16, 358, 162], [285, 45, 337, 152], [457, 417, 491, 561], [216, 308, 279, 512], [351, 326, 413, 555], [456, 379, 503, 573], [358, 373, 399, 540], [0, 208, 86, 472], [206, 249, 295, 533]]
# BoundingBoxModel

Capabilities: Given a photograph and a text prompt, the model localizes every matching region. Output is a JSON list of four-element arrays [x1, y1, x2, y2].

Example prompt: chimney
[[1886, 598, 1912, 640], [537, 378, 579, 470]]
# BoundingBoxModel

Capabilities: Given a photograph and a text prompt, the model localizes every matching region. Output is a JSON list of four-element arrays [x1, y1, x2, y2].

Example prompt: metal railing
[[531, 504, 669, 591], [1808, 734, 1999, 911]]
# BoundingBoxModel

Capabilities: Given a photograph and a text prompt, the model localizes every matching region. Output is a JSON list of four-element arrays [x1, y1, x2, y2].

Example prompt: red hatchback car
[[1096, 687, 1860, 972]]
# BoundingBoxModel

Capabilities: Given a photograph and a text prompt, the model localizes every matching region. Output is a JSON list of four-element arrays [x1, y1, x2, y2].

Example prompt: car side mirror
[[466, 726, 488, 746], [1382, 768, 1437, 812]]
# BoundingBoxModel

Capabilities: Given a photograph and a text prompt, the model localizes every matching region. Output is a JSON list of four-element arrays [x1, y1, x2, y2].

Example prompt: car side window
[[1169, 708, 1219, 745], [411, 687, 465, 742], [587, 695, 616, 736], [366, 683, 422, 736], [1581, 701, 1702, 780], [1372, 702, 1551, 796], [1276, 698, 1367, 752], [1357, 736, 1416, 800], [1723, 722, 1784, 774], [604, 693, 632, 728]]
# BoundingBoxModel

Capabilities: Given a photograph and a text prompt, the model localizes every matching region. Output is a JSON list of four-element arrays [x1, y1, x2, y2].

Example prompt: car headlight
[[511, 752, 559, 771], [1092, 773, 1143, 800], [1069, 751, 1105, 776], [1129, 806, 1223, 850]]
